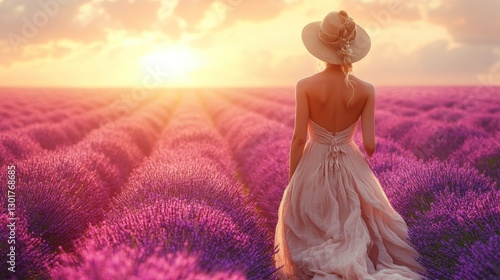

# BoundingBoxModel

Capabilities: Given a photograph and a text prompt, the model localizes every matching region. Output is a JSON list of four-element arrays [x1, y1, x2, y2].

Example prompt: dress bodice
[[308, 119, 357, 145], [308, 119, 358, 170]]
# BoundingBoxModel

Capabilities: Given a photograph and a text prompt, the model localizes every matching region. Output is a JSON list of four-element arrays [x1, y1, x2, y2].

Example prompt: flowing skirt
[[274, 139, 424, 279]]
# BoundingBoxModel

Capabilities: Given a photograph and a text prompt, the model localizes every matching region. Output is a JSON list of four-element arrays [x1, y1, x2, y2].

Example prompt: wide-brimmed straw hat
[[301, 11, 371, 65]]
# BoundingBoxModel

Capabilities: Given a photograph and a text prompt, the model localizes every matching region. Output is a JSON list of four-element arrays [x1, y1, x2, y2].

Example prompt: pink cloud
[[428, 0, 500, 45], [100, 0, 162, 31], [339, 0, 422, 23]]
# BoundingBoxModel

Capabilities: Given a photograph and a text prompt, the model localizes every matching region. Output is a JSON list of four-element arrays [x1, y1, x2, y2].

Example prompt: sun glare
[[141, 46, 200, 84]]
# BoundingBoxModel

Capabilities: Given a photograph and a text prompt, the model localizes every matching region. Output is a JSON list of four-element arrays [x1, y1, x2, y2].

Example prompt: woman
[[274, 11, 424, 279]]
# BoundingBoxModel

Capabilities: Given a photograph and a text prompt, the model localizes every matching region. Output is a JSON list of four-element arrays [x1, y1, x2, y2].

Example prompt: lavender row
[[368, 143, 499, 278], [111, 93, 245, 215], [449, 134, 500, 183], [218, 89, 295, 128], [375, 86, 499, 114], [0, 213, 54, 280], [372, 109, 499, 183], [55, 197, 266, 279], [408, 188, 500, 279], [1, 91, 176, 248], [381, 160, 496, 223], [53, 93, 277, 279], [373, 111, 497, 163], [0, 88, 120, 131], [374, 87, 499, 138], [0, 88, 115, 112], [199, 90, 292, 232], [0, 90, 160, 165], [52, 239, 245, 280], [0, 91, 178, 278], [374, 106, 493, 140], [240, 87, 295, 107], [455, 234, 500, 280]]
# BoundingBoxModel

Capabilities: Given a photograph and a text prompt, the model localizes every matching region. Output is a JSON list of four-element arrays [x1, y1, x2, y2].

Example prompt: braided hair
[[318, 10, 357, 109]]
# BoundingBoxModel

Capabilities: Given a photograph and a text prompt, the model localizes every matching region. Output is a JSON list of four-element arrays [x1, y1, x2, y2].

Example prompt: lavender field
[[0, 87, 499, 280]]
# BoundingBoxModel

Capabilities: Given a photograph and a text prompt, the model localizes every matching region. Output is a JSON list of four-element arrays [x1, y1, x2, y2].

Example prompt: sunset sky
[[0, 0, 499, 88]]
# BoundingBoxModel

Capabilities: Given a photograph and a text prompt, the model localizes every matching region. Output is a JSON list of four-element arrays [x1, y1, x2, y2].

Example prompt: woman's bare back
[[297, 65, 376, 155]]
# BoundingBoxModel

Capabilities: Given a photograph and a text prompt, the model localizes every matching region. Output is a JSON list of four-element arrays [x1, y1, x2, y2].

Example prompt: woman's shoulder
[[296, 73, 319, 86], [351, 75, 375, 96], [295, 72, 330, 93], [295, 73, 375, 98]]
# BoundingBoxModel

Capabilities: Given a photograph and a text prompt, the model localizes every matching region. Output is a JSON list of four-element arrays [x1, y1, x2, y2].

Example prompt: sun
[[141, 45, 200, 84]]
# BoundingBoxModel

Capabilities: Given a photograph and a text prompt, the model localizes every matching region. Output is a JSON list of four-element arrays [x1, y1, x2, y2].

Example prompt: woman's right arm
[[361, 85, 376, 157]]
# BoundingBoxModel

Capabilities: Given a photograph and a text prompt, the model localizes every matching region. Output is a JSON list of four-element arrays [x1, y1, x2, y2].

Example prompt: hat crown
[[319, 12, 344, 37]]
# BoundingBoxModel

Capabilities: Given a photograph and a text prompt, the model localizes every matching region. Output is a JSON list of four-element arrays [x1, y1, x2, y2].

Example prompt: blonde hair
[[318, 10, 357, 109]]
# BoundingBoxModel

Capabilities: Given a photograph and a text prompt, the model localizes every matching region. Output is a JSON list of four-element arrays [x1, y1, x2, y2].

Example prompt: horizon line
[[1, 84, 500, 90]]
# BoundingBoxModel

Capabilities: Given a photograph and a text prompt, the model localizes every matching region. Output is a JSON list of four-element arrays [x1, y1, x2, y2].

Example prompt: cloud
[[340, 0, 423, 24], [223, 0, 291, 23], [244, 50, 314, 86], [0, 0, 108, 44], [100, 0, 161, 31], [417, 41, 498, 75], [171, 0, 299, 37], [316, 0, 500, 46], [0, 0, 298, 66], [356, 39, 500, 85], [427, 0, 500, 45], [0, 0, 111, 65]]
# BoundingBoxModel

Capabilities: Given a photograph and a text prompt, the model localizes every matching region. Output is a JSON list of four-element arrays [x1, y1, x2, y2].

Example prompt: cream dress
[[274, 119, 424, 280]]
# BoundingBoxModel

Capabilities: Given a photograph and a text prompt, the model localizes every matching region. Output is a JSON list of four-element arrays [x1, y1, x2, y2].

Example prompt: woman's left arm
[[289, 80, 309, 181]]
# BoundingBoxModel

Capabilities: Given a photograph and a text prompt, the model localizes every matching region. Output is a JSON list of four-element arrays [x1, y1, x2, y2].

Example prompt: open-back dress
[[274, 118, 423, 279]]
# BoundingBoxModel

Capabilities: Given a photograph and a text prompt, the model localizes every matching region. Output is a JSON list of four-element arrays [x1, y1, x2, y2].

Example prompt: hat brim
[[301, 21, 371, 65]]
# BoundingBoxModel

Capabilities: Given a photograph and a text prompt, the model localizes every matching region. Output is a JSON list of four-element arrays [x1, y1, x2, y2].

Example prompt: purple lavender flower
[[383, 160, 496, 222], [468, 113, 500, 135], [408, 189, 500, 279], [220, 90, 295, 128], [25, 123, 80, 150], [0, 133, 43, 166], [365, 139, 420, 189], [425, 107, 465, 123], [72, 198, 276, 279], [379, 117, 422, 142], [450, 135, 500, 183], [243, 88, 295, 107], [455, 234, 500, 280], [201, 93, 292, 231], [52, 243, 246, 280], [0, 213, 55, 279], [8, 156, 109, 252], [401, 122, 488, 161], [115, 108, 266, 248], [111, 156, 257, 230]]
